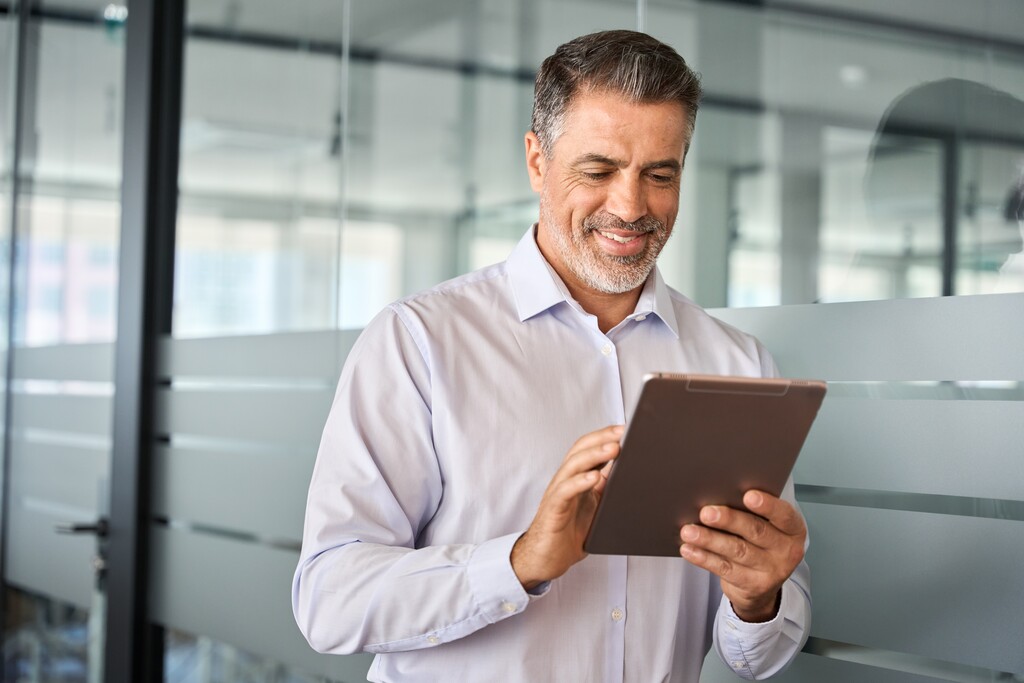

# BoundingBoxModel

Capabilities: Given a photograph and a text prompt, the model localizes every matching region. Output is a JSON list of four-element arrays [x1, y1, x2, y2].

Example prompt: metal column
[[107, 0, 184, 680]]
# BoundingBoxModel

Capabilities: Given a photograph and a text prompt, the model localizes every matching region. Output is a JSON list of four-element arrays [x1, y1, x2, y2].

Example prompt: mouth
[[597, 230, 644, 244], [592, 228, 649, 257]]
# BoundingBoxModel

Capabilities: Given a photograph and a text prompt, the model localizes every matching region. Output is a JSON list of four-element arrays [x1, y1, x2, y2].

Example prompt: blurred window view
[[1, 1, 1022, 682]]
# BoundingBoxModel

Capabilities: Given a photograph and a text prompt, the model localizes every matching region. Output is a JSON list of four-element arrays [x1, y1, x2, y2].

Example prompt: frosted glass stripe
[[797, 485, 1024, 521], [10, 394, 113, 436], [703, 650, 949, 683], [826, 381, 1024, 401], [797, 398, 1024, 501], [149, 524, 372, 681], [706, 641, 1023, 683], [801, 637, 1024, 683], [6, 500, 96, 609], [709, 293, 1024, 381], [8, 342, 114, 381], [152, 444, 312, 541], [153, 387, 332, 444], [801, 502, 1024, 673], [8, 440, 109, 512], [158, 329, 362, 379]]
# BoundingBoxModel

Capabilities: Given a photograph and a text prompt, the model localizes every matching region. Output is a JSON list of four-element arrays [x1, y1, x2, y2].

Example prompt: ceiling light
[[839, 64, 867, 88]]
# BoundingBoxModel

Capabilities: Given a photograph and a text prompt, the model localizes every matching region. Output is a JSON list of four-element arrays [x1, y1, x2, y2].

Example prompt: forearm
[[292, 532, 541, 654]]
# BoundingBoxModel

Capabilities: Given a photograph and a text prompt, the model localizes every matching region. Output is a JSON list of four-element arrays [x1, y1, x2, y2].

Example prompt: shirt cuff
[[716, 580, 808, 677], [466, 532, 549, 624], [721, 580, 803, 638]]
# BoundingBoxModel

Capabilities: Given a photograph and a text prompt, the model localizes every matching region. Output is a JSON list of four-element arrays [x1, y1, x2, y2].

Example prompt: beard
[[541, 202, 671, 295]]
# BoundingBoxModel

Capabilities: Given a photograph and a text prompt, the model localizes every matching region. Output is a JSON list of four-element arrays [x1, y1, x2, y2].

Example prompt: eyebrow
[[572, 153, 681, 173]]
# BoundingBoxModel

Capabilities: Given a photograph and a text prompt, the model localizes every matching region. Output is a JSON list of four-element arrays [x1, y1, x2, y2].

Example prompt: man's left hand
[[679, 490, 806, 623]]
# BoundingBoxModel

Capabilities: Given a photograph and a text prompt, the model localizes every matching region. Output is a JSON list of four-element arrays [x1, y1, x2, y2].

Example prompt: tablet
[[583, 373, 826, 558]]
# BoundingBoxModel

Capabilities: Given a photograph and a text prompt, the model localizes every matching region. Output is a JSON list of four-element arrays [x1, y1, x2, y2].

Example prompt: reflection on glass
[[729, 166, 781, 307], [841, 127, 944, 302], [684, 4, 1024, 307], [3, 588, 93, 683], [959, 141, 1024, 295], [165, 630, 337, 683], [2, 6, 125, 681], [15, 16, 124, 345]]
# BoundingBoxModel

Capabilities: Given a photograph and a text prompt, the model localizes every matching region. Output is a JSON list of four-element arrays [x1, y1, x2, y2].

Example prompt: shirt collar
[[507, 224, 680, 338], [507, 226, 569, 322]]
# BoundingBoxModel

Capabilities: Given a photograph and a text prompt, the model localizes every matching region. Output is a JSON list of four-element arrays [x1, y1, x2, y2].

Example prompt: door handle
[[55, 517, 109, 538]]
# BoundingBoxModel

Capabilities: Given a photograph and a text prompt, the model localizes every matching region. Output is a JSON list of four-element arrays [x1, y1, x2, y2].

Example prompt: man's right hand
[[510, 424, 623, 590]]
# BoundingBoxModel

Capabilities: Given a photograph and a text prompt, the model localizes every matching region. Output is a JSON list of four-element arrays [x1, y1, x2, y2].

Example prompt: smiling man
[[293, 30, 811, 682]]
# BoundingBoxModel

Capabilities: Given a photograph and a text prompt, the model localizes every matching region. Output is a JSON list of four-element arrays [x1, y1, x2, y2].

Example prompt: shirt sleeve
[[291, 306, 546, 655], [711, 477, 812, 679]]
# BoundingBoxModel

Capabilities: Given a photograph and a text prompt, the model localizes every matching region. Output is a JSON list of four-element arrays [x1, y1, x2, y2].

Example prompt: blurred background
[[0, 0, 1021, 682]]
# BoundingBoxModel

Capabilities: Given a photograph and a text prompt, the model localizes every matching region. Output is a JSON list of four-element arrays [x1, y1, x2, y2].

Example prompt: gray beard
[[542, 204, 668, 294]]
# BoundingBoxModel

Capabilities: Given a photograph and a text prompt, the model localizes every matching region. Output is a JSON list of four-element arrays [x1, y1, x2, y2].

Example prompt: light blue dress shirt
[[293, 227, 811, 682]]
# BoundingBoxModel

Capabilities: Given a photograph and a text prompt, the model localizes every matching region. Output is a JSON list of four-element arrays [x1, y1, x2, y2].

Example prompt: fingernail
[[748, 491, 763, 507], [613, 425, 625, 435], [603, 442, 616, 453], [680, 544, 693, 557], [701, 507, 720, 523], [681, 525, 698, 541]]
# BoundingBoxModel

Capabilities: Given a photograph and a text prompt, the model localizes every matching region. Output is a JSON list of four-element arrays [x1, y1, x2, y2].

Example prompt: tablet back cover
[[584, 374, 826, 557]]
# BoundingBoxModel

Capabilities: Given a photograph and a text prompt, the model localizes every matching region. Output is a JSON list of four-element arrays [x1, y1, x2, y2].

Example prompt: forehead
[[555, 90, 689, 162]]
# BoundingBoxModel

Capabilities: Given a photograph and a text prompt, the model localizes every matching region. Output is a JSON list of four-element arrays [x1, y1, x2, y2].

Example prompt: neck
[[562, 278, 643, 334]]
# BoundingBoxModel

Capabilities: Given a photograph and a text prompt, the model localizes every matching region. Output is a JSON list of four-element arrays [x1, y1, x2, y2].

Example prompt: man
[[293, 30, 810, 682]]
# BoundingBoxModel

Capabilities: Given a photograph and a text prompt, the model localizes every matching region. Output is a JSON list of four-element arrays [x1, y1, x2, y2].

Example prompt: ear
[[525, 131, 546, 193]]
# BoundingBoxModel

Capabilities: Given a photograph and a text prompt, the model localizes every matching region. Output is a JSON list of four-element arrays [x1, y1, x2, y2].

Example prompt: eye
[[648, 172, 676, 184], [581, 171, 613, 181]]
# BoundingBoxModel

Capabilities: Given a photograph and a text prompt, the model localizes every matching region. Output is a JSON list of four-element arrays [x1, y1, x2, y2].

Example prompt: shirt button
[[610, 607, 624, 621], [427, 636, 440, 645], [501, 601, 516, 614], [601, 343, 613, 356], [725, 619, 737, 631], [732, 661, 745, 669], [635, 314, 646, 322]]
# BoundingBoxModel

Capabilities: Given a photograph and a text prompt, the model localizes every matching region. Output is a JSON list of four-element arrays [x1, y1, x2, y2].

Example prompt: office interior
[[0, 0, 1022, 681]]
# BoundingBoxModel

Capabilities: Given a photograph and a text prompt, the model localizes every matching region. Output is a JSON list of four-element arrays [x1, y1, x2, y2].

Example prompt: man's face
[[526, 89, 689, 296]]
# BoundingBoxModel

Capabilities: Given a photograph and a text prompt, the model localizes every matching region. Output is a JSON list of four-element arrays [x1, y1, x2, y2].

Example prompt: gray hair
[[531, 30, 703, 157]]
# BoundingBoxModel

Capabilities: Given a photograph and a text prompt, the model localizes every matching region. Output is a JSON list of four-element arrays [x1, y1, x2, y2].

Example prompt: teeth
[[599, 231, 638, 244]]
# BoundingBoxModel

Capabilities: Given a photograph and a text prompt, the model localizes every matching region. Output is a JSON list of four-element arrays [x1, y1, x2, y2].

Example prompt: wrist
[[510, 533, 546, 590], [732, 590, 782, 623]]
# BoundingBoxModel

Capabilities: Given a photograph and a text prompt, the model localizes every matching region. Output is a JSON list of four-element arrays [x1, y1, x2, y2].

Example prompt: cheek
[[546, 186, 605, 224], [649, 192, 680, 225]]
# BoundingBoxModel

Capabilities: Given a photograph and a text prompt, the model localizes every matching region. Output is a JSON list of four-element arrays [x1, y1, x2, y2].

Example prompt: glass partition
[[647, 0, 1024, 306], [153, 0, 1024, 681], [1, 1, 126, 681]]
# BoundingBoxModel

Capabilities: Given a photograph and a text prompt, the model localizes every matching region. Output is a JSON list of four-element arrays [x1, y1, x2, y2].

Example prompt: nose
[[605, 175, 647, 225]]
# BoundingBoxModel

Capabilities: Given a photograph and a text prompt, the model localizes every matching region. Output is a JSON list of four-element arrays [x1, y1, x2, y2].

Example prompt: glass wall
[[2, 1, 125, 681], [171, 0, 1024, 335], [150, 1, 1024, 681], [0, 0, 1019, 681]]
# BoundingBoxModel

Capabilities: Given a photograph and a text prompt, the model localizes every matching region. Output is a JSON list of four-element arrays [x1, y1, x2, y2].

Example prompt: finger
[[559, 441, 619, 480], [591, 460, 616, 493], [679, 541, 753, 585], [566, 425, 625, 457], [546, 470, 603, 513], [743, 490, 806, 537], [680, 523, 765, 569], [698, 505, 777, 550]]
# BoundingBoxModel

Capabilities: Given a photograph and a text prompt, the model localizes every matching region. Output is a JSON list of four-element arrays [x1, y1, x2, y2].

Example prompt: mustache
[[583, 213, 663, 235]]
